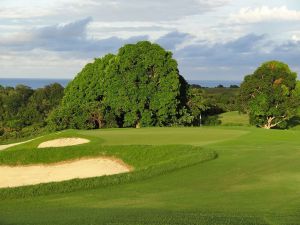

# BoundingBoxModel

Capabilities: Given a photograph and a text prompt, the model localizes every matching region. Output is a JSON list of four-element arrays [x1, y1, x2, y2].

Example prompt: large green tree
[[239, 61, 300, 129], [49, 41, 190, 130], [105, 41, 187, 127], [48, 54, 115, 130]]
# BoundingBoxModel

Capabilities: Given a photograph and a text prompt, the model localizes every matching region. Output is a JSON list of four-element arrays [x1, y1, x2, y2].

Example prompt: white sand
[[0, 157, 131, 188], [38, 138, 90, 148], [0, 139, 35, 151]]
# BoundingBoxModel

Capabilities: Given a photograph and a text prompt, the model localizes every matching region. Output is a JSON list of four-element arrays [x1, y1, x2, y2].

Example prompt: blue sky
[[0, 0, 299, 80]]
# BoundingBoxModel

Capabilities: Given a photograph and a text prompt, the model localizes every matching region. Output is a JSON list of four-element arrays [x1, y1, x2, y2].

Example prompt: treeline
[[0, 41, 246, 141], [1, 42, 299, 141], [0, 83, 238, 141], [0, 83, 64, 140]]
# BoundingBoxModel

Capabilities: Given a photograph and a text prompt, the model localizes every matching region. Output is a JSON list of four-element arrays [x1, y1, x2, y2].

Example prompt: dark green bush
[[203, 115, 221, 126]]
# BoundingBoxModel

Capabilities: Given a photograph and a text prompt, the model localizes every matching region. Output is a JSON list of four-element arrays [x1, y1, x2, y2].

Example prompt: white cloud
[[292, 35, 300, 42], [0, 49, 88, 78], [0, 0, 299, 80], [0, 0, 232, 21], [0, 17, 151, 63], [87, 21, 173, 40], [0, 7, 53, 19], [229, 6, 300, 24]]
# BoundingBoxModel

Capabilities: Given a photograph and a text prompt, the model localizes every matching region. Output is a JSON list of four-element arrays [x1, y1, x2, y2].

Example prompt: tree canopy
[[239, 61, 300, 129], [0, 83, 64, 140], [49, 41, 191, 130]]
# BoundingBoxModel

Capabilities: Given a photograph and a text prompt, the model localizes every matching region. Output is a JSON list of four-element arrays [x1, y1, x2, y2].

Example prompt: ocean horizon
[[0, 78, 242, 89], [0, 78, 71, 89]]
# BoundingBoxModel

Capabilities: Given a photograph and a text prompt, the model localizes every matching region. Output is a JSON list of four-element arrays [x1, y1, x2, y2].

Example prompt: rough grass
[[219, 111, 249, 126], [1, 127, 300, 225]]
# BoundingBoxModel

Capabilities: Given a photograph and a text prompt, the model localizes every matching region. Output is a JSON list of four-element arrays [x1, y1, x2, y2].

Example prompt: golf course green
[[0, 126, 299, 225]]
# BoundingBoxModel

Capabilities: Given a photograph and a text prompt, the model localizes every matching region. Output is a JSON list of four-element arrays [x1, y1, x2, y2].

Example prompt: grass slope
[[219, 111, 249, 126], [0, 127, 300, 225]]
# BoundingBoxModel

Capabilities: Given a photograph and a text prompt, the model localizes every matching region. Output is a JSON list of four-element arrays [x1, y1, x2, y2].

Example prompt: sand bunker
[[0, 157, 131, 188], [38, 138, 90, 148]]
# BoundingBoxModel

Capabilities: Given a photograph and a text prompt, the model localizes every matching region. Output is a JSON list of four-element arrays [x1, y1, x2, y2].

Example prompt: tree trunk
[[135, 121, 141, 128], [262, 116, 286, 129], [263, 116, 275, 129]]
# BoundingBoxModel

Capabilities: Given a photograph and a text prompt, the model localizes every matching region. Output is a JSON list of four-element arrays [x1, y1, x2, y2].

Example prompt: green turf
[[0, 128, 227, 167], [219, 111, 250, 126], [78, 127, 248, 146], [0, 127, 300, 225], [0, 128, 218, 198]]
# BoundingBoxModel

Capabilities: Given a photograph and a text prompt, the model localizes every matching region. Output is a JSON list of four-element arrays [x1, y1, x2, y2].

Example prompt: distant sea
[[0, 78, 71, 89], [188, 80, 242, 87], [0, 78, 242, 89]]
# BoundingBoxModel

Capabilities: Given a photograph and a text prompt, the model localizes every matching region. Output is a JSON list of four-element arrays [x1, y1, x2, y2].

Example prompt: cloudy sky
[[0, 0, 299, 81]]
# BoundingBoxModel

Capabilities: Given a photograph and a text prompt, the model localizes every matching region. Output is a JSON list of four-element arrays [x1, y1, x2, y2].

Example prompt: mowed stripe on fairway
[[79, 127, 249, 146]]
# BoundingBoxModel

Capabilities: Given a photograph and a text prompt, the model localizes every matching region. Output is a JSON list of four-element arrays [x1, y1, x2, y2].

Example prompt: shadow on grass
[[288, 116, 300, 128], [0, 208, 275, 225]]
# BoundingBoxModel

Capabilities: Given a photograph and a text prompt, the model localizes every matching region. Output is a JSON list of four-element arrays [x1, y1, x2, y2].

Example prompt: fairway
[[78, 127, 248, 146], [0, 127, 300, 225]]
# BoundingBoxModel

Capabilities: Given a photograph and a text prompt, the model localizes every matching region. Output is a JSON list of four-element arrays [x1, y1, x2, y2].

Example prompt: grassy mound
[[0, 129, 220, 167], [0, 129, 219, 199]]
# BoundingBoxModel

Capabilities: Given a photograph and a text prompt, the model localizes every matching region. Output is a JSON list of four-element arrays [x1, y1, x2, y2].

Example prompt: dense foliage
[[203, 87, 240, 112], [186, 87, 208, 125], [49, 41, 191, 130], [239, 61, 300, 129], [0, 83, 64, 140], [186, 86, 241, 126]]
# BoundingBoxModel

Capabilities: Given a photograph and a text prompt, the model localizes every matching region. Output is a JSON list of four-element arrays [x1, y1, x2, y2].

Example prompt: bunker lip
[[0, 139, 35, 151], [0, 157, 132, 188], [38, 138, 90, 148]]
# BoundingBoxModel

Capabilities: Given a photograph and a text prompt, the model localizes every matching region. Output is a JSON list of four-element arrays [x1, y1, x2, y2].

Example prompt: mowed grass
[[78, 126, 247, 146], [0, 129, 218, 198], [0, 127, 300, 224]]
